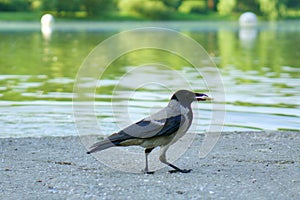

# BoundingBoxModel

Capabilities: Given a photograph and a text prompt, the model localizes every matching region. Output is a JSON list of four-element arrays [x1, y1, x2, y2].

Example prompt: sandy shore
[[1, 131, 299, 199]]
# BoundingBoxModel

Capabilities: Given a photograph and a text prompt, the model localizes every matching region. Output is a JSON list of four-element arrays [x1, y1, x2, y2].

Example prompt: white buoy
[[41, 14, 54, 27], [41, 14, 55, 41], [239, 12, 257, 27], [238, 12, 258, 48]]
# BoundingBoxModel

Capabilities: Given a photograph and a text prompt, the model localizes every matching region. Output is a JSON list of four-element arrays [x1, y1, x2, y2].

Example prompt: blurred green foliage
[[179, 0, 207, 14], [118, 0, 172, 19], [0, 0, 31, 11], [161, 0, 182, 10], [0, 0, 300, 20], [257, 0, 286, 20], [217, 0, 236, 15]]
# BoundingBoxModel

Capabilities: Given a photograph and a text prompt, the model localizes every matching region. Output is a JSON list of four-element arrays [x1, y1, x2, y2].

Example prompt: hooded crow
[[87, 90, 212, 174]]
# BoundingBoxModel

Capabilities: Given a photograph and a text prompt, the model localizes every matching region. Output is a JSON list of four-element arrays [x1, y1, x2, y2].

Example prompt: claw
[[168, 169, 192, 173], [145, 171, 155, 174]]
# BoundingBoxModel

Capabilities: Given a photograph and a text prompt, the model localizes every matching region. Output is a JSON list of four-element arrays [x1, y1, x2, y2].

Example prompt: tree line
[[0, 0, 299, 20]]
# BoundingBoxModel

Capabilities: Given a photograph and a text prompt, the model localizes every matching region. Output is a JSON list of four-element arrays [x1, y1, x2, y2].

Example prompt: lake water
[[0, 21, 299, 138]]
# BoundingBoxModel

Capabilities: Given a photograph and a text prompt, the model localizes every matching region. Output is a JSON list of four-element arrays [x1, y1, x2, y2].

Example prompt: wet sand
[[1, 131, 299, 199]]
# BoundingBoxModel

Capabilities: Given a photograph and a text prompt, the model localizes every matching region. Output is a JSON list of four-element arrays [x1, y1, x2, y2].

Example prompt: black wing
[[108, 114, 185, 144]]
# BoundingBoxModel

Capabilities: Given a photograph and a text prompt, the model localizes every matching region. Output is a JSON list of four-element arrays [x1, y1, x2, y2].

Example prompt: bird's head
[[171, 90, 212, 107]]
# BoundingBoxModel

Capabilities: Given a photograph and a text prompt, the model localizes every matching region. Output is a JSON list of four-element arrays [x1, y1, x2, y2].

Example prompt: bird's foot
[[145, 171, 155, 175], [142, 169, 155, 174], [168, 169, 192, 173]]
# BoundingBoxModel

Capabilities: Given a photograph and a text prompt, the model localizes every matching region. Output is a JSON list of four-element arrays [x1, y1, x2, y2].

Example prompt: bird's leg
[[143, 148, 155, 174], [159, 146, 192, 174]]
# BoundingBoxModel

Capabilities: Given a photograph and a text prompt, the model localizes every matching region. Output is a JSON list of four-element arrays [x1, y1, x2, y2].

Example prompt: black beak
[[195, 93, 213, 101]]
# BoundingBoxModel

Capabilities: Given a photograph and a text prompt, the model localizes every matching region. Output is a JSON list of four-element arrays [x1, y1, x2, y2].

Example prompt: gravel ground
[[1, 131, 299, 199]]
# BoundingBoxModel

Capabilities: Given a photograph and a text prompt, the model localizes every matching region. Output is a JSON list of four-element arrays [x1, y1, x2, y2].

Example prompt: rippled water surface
[[0, 21, 299, 137]]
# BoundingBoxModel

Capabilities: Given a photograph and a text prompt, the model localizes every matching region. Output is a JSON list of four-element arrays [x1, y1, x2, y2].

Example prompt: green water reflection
[[0, 21, 299, 133]]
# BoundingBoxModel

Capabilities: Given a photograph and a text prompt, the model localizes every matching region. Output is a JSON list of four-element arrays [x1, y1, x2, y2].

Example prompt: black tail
[[87, 131, 135, 154]]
